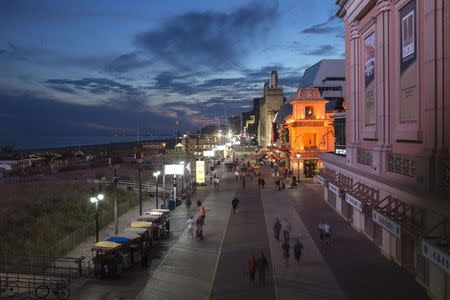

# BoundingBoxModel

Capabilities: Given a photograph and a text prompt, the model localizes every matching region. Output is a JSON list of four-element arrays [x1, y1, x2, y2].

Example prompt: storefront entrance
[[304, 159, 317, 178], [401, 232, 416, 273], [327, 188, 336, 208], [373, 223, 382, 247]]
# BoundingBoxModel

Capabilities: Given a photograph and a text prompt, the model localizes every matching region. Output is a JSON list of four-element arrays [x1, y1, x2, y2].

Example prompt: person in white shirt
[[186, 216, 194, 238]]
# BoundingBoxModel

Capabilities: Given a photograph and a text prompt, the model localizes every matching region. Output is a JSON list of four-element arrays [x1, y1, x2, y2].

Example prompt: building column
[[374, 0, 392, 175], [348, 20, 360, 166]]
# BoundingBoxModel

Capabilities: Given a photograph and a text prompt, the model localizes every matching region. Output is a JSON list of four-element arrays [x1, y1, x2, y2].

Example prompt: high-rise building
[[258, 71, 285, 147], [227, 115, 241, 135]]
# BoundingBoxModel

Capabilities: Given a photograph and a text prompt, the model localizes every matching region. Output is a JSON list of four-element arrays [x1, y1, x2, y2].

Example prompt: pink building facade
[[317, 1, 450, 299]]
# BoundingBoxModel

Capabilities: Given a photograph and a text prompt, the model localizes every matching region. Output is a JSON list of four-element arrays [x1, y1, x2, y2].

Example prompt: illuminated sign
[[164, 164, 184, 175], [345, 194, 363, 212], [373, 210, 401, 238], [421, 240, 450, 275], [203, 150, 215, 157], [196, 161, 205, 184], [216, 145, 226, 151], [335, 148, 347, 155]]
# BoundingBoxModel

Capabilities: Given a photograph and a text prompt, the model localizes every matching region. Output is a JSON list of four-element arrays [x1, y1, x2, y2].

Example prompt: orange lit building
[[279, 87, 334, 178]]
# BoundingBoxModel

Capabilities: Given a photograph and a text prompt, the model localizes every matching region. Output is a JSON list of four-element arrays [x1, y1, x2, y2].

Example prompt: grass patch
[[0, 181, 139, 252]]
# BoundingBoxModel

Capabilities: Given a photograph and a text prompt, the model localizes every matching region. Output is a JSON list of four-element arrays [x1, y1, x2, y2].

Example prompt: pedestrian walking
[[323, 221, 331, 243], [242, 176, 246, 190], [199, 205, 206, 224], [248, 255, 256, 282], [293, 239, 303, 263], [140, 241, 149, 267], [186, 216, 194, 238], [318, 221, 325, 243], [261, 178, 265, 188], [282, 240, 290, 267], [282, 218, 291, 241], [195, 218, 203, 240], [257, 177, 262, 188], [256, 252, 268, 285], [185, 197, 192, 215], [273, 218, 281, 241], [232, 196, 240, 214], [216, 177, 220, 190], [235, 170, 239, 181]]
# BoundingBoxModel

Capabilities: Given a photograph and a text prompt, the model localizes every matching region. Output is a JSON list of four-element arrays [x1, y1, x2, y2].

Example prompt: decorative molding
[[360, 17, 377, 34], [377, 0, 392, 14], [387, 152, 416, 177], [350, 20, 360, 40], [357, 148, 373, 166]]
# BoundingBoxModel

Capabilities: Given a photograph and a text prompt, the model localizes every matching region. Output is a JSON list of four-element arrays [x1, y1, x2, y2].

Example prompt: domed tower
[[270, 70, 279, 88]]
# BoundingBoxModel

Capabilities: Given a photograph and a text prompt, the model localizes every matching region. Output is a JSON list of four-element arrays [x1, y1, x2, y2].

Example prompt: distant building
[[227, 115, 241, 135], [298, 59, 345, 112], [242, 97, 261, 137], [275, 59, 346, 156], [258, 70, 285, 147], [196, 124, 227, 135], [277, 88, 334, 178]]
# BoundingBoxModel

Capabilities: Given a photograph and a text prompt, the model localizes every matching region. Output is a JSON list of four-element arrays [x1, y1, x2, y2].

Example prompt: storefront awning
[[327, 172, 353, 193], [345, 182, 379, 213], [421, 219, 450, 275], [373, 195, 425, 239]]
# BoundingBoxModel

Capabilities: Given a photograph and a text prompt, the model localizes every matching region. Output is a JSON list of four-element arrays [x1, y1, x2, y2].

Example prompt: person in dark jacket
[[293, 239, 304, 263], [273, 218, 281, 241], [256, 251, 269, 284], [232, 196, 240, 214]]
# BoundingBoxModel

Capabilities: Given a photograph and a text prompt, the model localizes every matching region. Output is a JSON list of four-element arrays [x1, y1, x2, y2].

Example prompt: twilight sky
[[0, 0, 343, 140]]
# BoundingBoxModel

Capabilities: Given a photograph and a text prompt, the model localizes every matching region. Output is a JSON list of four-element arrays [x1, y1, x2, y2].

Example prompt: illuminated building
[[279, 87, 334, 178]]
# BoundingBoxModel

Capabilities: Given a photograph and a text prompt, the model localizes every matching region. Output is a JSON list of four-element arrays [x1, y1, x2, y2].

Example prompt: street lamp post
[[113, 165, 119, 234], [138, 159, 143, 215], [179, 161, 184, 194], [153, 171, 160, 209], [296, 153, 301, 183], [90, 192, 104, 243]]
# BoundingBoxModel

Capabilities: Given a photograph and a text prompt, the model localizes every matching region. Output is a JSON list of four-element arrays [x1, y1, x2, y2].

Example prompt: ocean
[[0, 135, 174, 151]]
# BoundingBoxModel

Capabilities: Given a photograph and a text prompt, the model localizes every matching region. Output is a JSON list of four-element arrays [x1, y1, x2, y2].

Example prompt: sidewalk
[[289, 181, 430, 300], [136, 166, 232, 300], [69, 172, 213, 299], [209, 174, 276, 300], [260, 168, 346, 300]]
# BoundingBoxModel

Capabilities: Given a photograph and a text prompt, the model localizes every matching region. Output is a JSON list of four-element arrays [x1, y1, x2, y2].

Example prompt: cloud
[[104, 52, 152, 73], [300, 15, 342, 35], [46, 77, 143, 96], [134, 0, 279, 71], [298, 44, 338, 56], [84, 122, 135, 135]]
